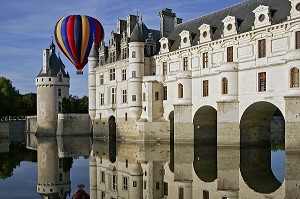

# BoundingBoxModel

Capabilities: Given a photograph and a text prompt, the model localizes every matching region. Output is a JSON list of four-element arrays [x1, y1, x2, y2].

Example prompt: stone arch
[[108, 115, 116, 163], [193, 106, 217, 182], [240, 101, 285, 193], [168, 111, 174, 173]]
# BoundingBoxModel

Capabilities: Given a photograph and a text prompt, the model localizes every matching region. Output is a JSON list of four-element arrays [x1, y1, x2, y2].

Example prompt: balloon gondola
[[54, 15, 104, 75]]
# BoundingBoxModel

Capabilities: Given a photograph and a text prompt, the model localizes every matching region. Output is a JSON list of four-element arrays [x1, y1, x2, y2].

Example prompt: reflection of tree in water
[[0, 143, 37, 179]]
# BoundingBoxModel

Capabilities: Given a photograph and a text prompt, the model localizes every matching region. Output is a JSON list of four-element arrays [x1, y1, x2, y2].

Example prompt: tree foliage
[[62, 95, 88, 113]]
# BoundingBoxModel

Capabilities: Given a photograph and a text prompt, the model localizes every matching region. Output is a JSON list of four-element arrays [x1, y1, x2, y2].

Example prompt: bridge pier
[[173, 104, 193, 143], [217, 100, 240, 146], [285, 96, 300, 150]]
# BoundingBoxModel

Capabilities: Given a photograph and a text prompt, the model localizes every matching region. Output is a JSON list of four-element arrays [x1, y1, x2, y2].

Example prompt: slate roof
[[168, 0, 291, 51], [130, 21, 151, 42], [89, 42, 99, 57], [37, 43, 70, 78]]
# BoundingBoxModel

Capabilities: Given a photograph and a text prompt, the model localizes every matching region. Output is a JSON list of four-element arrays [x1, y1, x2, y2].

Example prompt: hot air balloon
[[54, 15, 104, 75]]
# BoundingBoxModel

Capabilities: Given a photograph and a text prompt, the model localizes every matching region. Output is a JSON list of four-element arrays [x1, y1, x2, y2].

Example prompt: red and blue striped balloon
[[54, 15, 104, 73]]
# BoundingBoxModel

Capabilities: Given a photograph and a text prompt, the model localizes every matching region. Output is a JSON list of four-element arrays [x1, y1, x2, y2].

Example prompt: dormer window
[[179, 30, 191, 49], [159, 37, 169, 54], [290, 0, 300, 19], [198, 24, 212, 43], [222, 16, 238, 37], [252, 5, 271, 29]]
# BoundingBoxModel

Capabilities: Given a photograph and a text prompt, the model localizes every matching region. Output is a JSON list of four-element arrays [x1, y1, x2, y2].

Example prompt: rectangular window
[[123, 176, 128, 190], [122, 90, 127, 103], [203, 80, 209, 97], [101, 171, 105, 183], [296, 31, 300, 49], [101, 192, 105, 199], [100, 75, 104, 85], [133, 181, 137, 187], [58, 102, 62, 113], [227, 46, 233, 62], [125, 113, 127, 121], [112, 175, 117, 190], [100, 56, 104, 66], [203, 190, 209, 199], [155, 92, 159, 100], [122, 69, 126, 80], [113, 51, 116, 62], [59, 75, 62, 82], [110, 68, 116, 81], [143, 93, 146, 101], [163, 86, 167, 100], [111, 88, 116, 104], [258, 39, 266, 58], [179, 187, 184, 199], [100, 93, 104, 105], [163, 62, 167, 75], [58, 89, 62, 97], [144, 180, 147, 189], [59, 173, 63, 182], [109, 53, 112, 63], [258, 72, 266, 92], [183, 57, 188, 71], [132, 95, 136, 101], [156, 182, 160, 190], [132, 71, 136, 78], [203, 52, 208, 68], [164, 182, 168, 196], [132, 51, 136, 58]]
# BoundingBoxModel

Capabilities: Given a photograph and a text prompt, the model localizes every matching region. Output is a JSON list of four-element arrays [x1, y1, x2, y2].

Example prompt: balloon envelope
[[54, 15, 104, 72]]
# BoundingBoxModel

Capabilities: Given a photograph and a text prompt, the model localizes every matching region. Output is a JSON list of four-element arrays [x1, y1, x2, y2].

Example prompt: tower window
[[183, 57, 188, 71], [203, 190, 209, 199], [132, 95, 136, 101], [144, 180, 147, 189], [101, 171, 105, 183], [110, 68, 115, 81], [178, 84, 183, 98], [296, 31, 300, 49], [258, 72, 266, 92], [58, 89, 62, 97], [163, 62, 167, 75], [227, 46, 233, 62], [59, 75, 62, 82], [122, 69, 127, 80], [133, 181, 137, 187], [123, 176, 128, 190], [100, 75, 104, 85], [143, 93, 146, 101], [258, 39, 266, 58], [163, 86, 167, 100], [111, 88, 116, 104], [155, 92, 159, 100], [156, 182, 160, 190], [132, 71, 136, 78], [179, 187, 184, 199], [203, 80, 209, 97], [112, 175, 117, 190], [132, 51, 136, 58], [290, 67, 299, 88], [203, 52, 208, 68], [222, 78, 228, 94], [122, 90, 127, 103], [125, 113, 127, 121], [100, 93, 104, 105]]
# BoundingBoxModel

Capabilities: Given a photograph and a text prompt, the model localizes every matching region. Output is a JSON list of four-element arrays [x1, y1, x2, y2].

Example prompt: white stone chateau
[[88, 0, 300, 149]]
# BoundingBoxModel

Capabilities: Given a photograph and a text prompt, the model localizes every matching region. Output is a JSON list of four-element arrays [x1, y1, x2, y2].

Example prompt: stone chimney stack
[[126, 15, 138, 37], [117, 19, 127, 34], [159, 8, 176, 38]]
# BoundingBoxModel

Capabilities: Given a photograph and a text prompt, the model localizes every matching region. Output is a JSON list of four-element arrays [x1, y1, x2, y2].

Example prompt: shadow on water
[[193, 106, 217, 182], [240, 101, 285, 193], [109, 116, 117, 163], [168, 111, 174, 173]]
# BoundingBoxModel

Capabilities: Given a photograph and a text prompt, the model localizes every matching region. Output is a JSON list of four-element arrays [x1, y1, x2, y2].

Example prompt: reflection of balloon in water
[[54, 15, 104, 75]]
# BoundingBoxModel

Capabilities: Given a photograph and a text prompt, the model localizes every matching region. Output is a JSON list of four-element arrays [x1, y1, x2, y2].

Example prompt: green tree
[[0, 77, 20, 117], [62, 95, 88, 113]]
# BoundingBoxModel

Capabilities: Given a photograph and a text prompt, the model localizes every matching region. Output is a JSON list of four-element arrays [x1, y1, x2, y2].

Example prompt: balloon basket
[[76, 70, 83, 75]]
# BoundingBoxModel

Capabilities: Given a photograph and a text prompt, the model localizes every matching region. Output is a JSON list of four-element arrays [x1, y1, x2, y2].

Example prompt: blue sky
[[0, 0, 242, 97]]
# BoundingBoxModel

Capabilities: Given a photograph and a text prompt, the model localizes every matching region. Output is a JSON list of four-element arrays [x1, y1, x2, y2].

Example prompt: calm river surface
[[0, 132, 295, 199]]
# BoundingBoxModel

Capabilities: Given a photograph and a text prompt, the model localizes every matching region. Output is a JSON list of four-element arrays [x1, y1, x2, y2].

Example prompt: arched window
[[178, 84, 183, 98], [222, 77, 228, 94], [290, 67, 299, 88]]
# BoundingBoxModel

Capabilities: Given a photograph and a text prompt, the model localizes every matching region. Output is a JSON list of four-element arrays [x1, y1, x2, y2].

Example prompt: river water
[[0, 131, 297, 199]]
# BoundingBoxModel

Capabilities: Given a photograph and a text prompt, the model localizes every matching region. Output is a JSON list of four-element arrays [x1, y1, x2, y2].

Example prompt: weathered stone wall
[[0, 120, 26, 142], [57, 113, 91, 136]]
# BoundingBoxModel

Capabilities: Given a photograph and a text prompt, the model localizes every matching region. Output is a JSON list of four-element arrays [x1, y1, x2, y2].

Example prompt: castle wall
[[56, 113, 91, 136]]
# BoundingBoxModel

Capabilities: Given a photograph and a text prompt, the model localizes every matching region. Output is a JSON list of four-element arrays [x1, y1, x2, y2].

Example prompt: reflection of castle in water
[[90, 138, 300, 199], [26, 133, 91, 199]]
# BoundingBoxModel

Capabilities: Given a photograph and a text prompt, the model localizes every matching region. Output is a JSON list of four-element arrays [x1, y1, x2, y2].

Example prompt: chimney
[[126, 15, 138, 36], [159, 8, 176, 38], [117, 19, 127, 34]]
